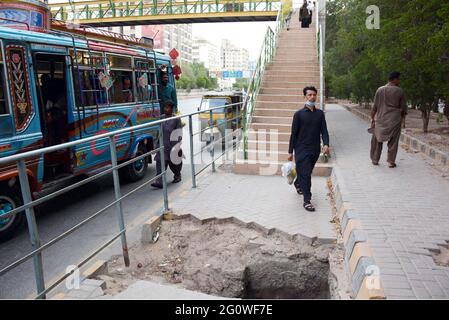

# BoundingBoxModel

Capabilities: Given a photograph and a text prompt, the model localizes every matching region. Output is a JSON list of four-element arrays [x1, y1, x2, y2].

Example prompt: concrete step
[[265, 66, 319, 72], [256, 95, 321, 103], [278, 36, 316, 41], [276, 52, 317, 56], [276, 44, 318, 48], [254, 92, 320, 104], [276, 48, 317, 52], [259, 87, 306, 95], [263, 72, 320, 79], [270, 57, 318, 61], [264, 69, 319, 75], [252, 115, 292, 125], [256, 101, 305, 109], [279, 29, 317, 34], [251, 122, 291, 133], [263, 75, 319, 83], [256, 94, 310, 102], [271, 57, 318, 63], [274, 52, 318, 57], [255, 108, 297, 117], [246, 130, 291, 142], [246, 140, 290, 153], [261, 81, 320, 89], [247, 138, 290, 147], [270, 60, 319, 66], [245, 149, 291, 162], [233, 160, 284, 176], [278, 35, 316, 40]]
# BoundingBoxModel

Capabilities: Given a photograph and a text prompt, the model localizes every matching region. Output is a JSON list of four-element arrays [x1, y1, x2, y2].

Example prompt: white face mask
[[305, 101, 316, 108]]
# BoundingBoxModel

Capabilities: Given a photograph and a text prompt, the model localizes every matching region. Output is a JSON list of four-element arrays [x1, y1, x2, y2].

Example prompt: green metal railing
[[242, 2, 283, 159], [50, 0, 280, 22]]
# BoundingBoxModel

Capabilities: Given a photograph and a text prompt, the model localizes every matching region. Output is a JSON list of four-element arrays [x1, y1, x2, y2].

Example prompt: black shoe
[[151, 182, 163, 189], [172, 176, 182, 183], [296, 187, 303, 195], [303, 202, 316, 212]]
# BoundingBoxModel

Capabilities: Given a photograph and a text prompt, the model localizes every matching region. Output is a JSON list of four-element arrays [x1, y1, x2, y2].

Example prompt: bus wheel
[[123, 144, 148, 182], [0, 187, 25, 242]]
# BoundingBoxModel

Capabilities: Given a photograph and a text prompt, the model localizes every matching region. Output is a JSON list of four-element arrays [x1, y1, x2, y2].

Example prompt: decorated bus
[[0, 0, 178, 241]]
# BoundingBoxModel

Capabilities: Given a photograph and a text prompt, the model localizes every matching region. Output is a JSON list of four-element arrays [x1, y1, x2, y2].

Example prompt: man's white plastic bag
[[281, 162, 297, 185]]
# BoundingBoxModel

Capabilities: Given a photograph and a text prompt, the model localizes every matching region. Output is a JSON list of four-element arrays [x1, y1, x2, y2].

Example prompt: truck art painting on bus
[[0, 0, 179, 241]]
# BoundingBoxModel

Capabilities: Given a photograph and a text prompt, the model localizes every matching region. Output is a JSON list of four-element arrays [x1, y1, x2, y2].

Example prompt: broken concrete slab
[[113, 280, 230, 300]]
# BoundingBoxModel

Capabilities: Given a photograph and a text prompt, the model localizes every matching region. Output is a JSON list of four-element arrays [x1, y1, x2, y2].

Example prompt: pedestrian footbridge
[[49, 0, 281, 26]]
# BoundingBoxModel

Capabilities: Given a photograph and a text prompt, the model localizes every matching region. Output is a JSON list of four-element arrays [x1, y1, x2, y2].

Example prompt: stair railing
[[241, 2, 284, 160]]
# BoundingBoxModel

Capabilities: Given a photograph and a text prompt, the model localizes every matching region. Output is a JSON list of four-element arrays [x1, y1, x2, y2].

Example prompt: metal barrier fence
[[0, 101, 243, 299]]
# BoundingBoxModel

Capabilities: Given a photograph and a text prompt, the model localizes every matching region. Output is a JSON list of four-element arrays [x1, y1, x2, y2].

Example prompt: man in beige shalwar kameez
[[370, 72, 408, 167]]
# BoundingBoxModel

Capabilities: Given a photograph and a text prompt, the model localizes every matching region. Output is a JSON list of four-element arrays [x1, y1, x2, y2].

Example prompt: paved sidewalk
[[113, 281, 228, 300], [327, 104, 449, 299], [171, 171, 336, 242]]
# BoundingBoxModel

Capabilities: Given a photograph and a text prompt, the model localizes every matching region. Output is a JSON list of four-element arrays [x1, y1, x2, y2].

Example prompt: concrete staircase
[[235, 13, 323, 176]]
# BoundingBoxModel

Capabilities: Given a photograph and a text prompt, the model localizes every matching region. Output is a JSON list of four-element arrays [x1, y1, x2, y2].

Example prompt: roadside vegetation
[[325, 0, 449, 133]]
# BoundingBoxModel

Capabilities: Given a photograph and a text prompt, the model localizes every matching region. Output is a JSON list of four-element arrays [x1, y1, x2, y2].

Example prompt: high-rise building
[[104, 24, 193, 64], [220, 39, 249, 71], [192, 38, 220, 72]]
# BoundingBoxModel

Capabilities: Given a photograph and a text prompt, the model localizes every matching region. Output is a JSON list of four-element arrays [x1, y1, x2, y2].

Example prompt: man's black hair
[[164, 99, 174, 108], [389, 71, 401, 81], [303, 86, 318, 96]]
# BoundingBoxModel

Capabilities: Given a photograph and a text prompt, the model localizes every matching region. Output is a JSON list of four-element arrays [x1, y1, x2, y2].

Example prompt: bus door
[[32, 52, 72, 181]]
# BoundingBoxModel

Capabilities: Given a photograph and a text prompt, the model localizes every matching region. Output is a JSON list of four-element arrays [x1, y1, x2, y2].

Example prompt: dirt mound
[[100, 216, 336, 299]]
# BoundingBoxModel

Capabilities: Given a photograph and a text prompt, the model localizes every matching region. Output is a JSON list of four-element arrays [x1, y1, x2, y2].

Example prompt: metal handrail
[[0, 100, 243, 299], [50, 0, 281, 22], [0, 102, 242, 166], [241, 2, 283, 159]]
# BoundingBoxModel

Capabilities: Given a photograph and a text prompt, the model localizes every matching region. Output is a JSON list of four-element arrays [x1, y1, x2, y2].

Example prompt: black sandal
[[296, 187, 303, 195], [388, 162, 397, 168], [303, 202, 315, 212]]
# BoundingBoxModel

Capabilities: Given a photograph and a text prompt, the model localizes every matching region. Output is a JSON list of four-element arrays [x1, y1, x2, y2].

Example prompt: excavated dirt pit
[[98, 216, 337, 299]]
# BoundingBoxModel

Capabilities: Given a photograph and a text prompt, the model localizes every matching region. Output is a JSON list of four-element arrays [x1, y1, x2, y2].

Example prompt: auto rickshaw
[[198, 91, 245, 146]]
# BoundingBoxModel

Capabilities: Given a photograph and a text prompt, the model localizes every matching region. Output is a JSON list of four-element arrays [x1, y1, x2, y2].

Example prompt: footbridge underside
[[49, 0, 280, 26]]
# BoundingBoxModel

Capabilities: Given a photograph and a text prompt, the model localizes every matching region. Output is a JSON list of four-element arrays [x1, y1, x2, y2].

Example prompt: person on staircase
[[299, 0, 311, 28], [288, 87, 330, 212]]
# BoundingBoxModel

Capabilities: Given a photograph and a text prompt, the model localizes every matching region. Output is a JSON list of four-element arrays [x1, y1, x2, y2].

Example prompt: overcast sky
[[192, 21, 276, 61]]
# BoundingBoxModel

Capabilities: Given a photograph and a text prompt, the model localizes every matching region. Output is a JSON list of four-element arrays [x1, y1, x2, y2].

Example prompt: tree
[[325, 0, 449, 133], [177, 61, 218, 90], [233, 78, 249, 91]]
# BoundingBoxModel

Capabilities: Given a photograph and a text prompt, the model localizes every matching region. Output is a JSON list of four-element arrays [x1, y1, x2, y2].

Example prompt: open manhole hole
[[99, 216, 336, 299]]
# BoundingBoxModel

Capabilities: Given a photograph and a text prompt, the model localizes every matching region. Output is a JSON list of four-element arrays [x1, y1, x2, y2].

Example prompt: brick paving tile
[[327, 104, 449, 299]]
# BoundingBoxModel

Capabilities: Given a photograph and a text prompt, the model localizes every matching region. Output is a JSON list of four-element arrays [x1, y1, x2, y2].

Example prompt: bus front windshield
[[200, 98, 230, 113]]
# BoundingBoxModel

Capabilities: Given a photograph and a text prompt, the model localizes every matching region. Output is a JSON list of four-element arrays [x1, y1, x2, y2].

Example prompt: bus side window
[[71, 50, 107, 108], [135, 58, 157, 103], [149, 71, 158, 101], [107, 54, 133, 104]]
